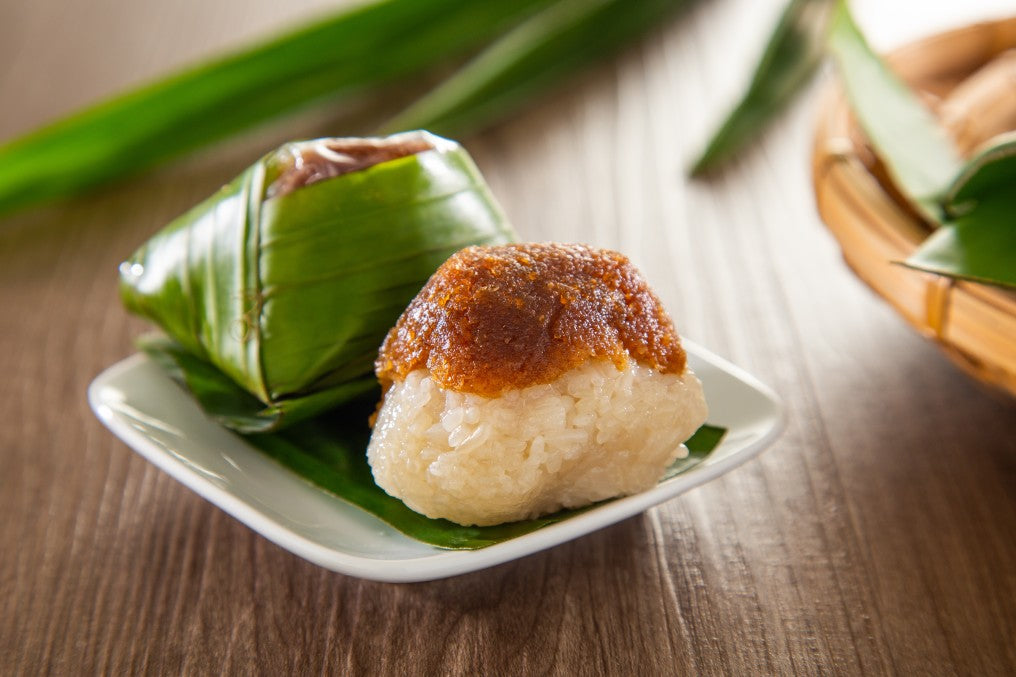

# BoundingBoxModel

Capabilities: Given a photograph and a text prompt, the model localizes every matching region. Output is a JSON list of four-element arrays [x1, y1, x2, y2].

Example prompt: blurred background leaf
[[689, 0, 834, 177], [0, 0, 701, 219], [0, 0, 555, 217], [380, 0, 700, 136]]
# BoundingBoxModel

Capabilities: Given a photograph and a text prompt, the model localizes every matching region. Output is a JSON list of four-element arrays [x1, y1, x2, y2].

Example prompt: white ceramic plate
[[89, 341, 783, 582]]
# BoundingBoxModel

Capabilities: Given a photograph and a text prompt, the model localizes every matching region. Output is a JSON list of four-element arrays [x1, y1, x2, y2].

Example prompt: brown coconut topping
[[267, 133, 435, 198], [376, 243, 688, 397]]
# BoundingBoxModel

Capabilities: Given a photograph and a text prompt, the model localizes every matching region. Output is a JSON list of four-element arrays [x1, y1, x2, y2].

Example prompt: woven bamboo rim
[[813, 16, 1016, 399]]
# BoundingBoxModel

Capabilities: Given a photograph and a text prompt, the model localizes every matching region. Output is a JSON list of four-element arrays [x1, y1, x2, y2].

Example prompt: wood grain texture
[[1, 1, 1014, 675]]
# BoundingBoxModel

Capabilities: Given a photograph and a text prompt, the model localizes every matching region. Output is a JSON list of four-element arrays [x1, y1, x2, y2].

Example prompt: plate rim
[[88, 340, 784, 582]]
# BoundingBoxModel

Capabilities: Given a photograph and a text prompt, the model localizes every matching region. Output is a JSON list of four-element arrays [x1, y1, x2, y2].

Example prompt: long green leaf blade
[[380, 0, 698, 137], [690, 0, 834, 177], [0, 0, 555, 217], [826, 0, 962, 221]]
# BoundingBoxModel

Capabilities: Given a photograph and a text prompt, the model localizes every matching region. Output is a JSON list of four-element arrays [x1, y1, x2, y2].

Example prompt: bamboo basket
[[813, 16, 1016, 399]]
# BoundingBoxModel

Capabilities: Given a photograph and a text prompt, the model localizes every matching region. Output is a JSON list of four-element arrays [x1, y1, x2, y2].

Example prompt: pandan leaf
[[690, 0, 834, 176], [826, 0, 962, 222], [0, 0, 558, 217], [381, 0, 699, 137]]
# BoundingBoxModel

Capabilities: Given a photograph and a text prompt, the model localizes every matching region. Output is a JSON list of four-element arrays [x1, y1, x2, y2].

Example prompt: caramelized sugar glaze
[[376, 243, 687, 397]]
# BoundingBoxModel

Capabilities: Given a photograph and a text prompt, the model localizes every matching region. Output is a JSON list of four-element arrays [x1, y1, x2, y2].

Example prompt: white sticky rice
[[367, 359, 708, 526]]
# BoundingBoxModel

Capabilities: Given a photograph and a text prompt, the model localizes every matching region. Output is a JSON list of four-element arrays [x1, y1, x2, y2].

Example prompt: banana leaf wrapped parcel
[[120, 131, 515, 433]]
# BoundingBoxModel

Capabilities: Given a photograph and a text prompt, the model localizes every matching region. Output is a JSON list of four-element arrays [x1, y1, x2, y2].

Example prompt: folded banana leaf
[[121, 132, 516, 432]]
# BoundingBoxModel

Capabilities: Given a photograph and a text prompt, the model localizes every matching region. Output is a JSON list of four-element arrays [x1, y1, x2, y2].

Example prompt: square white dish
[[89, 341, 783, 582]]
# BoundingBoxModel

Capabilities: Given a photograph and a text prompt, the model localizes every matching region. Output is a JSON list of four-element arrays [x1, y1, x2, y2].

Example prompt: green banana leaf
[[253, 417, 726, 549], [826, 0, 962, 222], [143, 334, 726, 549], [904, 132, 1016, 289], [0, 0, 559, 217], [381, 0, 700, 137], [690, 0, 834, 177], [122, 133, 515, 432]]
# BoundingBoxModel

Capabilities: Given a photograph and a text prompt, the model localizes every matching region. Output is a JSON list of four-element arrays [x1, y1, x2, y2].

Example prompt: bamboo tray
[[813, 16, 1016, 399]]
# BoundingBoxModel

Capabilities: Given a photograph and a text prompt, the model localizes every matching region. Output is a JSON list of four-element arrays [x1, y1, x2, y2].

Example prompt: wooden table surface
[[2, 0, 1014, 674]]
